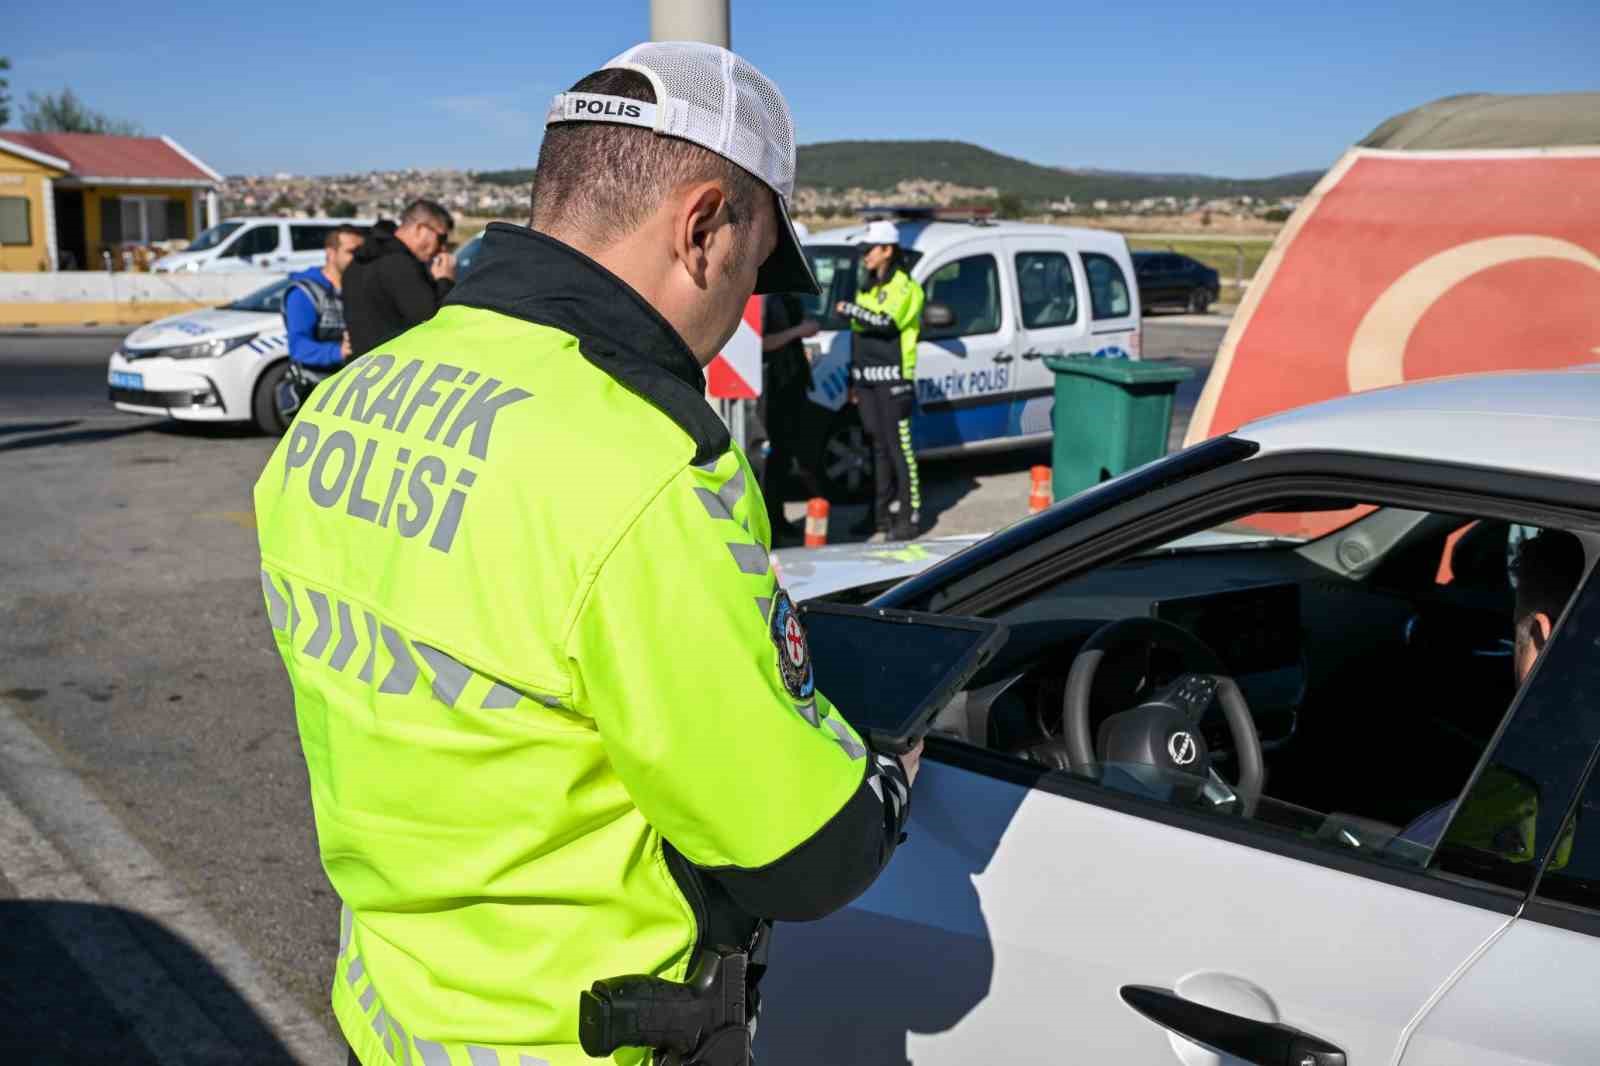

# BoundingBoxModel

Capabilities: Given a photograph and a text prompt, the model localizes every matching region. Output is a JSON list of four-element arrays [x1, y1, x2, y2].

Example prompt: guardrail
[[0, 272, 288, 327]]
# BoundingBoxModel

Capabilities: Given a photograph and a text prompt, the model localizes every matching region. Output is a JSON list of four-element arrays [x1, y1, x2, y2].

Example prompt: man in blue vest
[[275, 224, 365, 425]]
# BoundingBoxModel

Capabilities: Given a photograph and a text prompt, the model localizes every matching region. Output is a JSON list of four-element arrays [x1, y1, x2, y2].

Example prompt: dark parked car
[[1133, 251, 1219, 313]]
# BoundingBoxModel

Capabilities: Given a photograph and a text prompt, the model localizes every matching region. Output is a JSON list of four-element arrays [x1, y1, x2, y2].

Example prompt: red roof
[[0, 132, 217, 183]]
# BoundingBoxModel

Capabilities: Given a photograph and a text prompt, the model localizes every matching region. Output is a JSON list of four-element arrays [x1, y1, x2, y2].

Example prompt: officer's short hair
[[327, 224, 366, 250], [1514, 530, 1587, 626], [401, 199, 454, 234], [531, 68, 767, 259]]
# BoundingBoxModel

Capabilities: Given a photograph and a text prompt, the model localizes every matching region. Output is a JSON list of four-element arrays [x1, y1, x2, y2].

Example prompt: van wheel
[[814, 407, 874, 502], [252, 361, 291, 435], [1189, 288, 1212, 314]]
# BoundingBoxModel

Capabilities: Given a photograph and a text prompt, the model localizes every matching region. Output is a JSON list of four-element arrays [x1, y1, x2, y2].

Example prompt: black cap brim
[[755, 194, 819, 296]]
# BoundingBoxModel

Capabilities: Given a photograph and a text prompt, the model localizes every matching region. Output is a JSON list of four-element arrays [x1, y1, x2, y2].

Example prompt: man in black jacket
[[342, 199, 456, 355]]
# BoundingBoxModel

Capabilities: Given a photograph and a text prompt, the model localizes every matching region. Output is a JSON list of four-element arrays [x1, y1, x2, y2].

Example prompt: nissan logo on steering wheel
[[1167, 731, 1199, 766]]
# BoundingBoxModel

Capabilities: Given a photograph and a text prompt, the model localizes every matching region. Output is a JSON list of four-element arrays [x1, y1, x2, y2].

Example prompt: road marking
[[0, 694, 344, 1064]]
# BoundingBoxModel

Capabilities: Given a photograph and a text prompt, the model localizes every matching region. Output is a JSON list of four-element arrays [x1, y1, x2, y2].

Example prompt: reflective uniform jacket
[[253, 223, 910, 1066], [841, 267, 924, 384]]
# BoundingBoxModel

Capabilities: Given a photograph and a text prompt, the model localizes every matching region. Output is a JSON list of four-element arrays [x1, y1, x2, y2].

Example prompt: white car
[[793, 210, 1142, 498], [152, 216, 371, 274], [108, 277, 295, 432], [761, 368, 1600, 1065]]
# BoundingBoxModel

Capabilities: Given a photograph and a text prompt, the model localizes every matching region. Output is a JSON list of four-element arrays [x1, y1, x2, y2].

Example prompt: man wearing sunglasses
[[342, 198, 458, 356]]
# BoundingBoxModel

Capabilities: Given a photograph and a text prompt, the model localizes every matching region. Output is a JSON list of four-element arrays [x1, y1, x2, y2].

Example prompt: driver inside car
[[1399, 529, 1589, 848]]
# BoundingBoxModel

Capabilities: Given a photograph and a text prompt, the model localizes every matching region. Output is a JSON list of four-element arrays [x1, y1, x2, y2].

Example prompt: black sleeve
[[697, 749, 911, 922], [837, 301, 896, 333], [380, 256, 452, 330]]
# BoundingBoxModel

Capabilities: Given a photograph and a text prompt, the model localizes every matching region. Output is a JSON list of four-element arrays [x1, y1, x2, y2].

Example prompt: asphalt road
[[0, 315, 1225, 1059]]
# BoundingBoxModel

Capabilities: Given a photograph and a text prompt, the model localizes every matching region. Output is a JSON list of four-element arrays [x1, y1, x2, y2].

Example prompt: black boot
[[889, 511, 920, 542]]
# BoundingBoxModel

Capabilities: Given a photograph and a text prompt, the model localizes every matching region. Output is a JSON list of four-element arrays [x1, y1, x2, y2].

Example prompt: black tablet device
[[797, 602, 1009, 754]]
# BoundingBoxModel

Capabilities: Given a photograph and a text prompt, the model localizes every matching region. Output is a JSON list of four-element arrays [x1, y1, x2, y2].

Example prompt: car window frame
[[290, 224, 336, 252], [877, 448, 1600, 913], [921, 251, 1005, 341], [1082, 251, 1133, 320], [1012, 250, 1080, 331], [222, 223, 281, 260]]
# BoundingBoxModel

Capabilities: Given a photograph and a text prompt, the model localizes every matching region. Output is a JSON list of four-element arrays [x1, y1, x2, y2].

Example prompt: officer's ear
[[675, 179, 731, 289]]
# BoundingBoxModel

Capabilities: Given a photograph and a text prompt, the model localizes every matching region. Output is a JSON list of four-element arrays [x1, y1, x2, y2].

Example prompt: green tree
[[324, 199, 359, 217], [21, 87, 142, 135], [0, 58, 11, 128], [994, 192, 1026, 218]]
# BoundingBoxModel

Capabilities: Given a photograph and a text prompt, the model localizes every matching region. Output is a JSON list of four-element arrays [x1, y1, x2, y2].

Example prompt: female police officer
[[837, 219, 926, 540]]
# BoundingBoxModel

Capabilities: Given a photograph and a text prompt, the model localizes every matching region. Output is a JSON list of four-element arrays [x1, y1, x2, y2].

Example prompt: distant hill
[[473, 141, 1321, 203], [796, 140, 1319, 203]]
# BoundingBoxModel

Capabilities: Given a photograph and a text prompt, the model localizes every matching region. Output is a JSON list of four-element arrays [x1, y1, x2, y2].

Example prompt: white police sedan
[[764, 369, 1600, 1065], [108, 277, 295, 433]]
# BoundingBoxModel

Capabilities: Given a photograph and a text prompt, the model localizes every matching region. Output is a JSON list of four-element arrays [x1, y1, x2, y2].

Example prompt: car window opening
[[922, 496, 1594, 884]]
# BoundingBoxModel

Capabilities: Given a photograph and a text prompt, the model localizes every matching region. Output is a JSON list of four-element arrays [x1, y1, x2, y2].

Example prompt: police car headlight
[[151, 333, 258, 360]]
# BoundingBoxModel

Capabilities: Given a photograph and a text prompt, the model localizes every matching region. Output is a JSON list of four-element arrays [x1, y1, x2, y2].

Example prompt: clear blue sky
[[6, 1, 1597, 178]]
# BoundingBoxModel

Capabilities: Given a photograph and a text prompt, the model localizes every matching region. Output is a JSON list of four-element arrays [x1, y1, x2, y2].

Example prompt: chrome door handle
[[1120, 986, 1345, 1066]]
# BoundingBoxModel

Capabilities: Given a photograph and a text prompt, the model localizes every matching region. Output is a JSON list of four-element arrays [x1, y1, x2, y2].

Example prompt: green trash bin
[[1042, 355, 1195, 501]]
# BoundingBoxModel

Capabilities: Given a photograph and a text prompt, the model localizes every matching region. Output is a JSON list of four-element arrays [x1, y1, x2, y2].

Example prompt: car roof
[[807, 218, 1130, 261], [1239, 367, 1600, 484]]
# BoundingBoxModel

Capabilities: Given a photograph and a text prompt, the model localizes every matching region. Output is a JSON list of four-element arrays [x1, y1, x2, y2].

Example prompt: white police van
[[795, 209, 1141, 497], [151, 216, 372, 274]]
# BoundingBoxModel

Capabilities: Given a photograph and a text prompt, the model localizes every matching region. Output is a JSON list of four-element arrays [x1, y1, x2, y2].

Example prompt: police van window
[[224, 225, 280, 259], [1083, 253, 1131, 319], [923, 254, 1002, 340], [1015, 252, 1078, 329], [291, 225, 336, 252]]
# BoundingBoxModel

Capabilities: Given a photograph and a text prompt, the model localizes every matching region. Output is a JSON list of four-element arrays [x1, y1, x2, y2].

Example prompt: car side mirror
[[922, 302, 955, 331]]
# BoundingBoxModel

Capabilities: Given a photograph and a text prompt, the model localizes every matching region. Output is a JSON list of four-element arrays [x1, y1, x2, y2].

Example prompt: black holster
[[579, 926, 769, 1066]]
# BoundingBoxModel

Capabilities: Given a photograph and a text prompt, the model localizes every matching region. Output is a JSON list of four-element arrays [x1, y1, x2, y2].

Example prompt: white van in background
[[152, 217, 373, 274], [794, 209, 1142, 498]]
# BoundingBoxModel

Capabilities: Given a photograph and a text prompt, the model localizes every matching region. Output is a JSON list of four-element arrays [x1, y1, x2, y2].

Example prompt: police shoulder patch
[[768, 589, 814, 701]]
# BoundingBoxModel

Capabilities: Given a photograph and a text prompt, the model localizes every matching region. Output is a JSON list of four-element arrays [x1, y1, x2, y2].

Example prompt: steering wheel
[[1060, 617, 1265, 816]]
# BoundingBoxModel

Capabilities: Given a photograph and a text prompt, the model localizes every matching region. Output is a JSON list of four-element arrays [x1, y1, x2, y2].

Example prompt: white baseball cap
[[850, 219, 901, 247], [546, 41, 818, 296]]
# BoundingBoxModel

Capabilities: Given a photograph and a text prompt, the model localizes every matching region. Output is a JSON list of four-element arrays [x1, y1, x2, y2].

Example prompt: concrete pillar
[[41, 177, 59, 272], [650, 0, 729, 46], [205, 189, 220, 228]]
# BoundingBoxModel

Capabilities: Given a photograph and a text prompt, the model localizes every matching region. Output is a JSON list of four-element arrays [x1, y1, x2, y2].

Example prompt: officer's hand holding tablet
[[799, 603, 1008, 759]]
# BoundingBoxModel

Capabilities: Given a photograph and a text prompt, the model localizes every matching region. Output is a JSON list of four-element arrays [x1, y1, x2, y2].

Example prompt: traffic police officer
[[837, 220, 925, 540], [253, 42, 918, 1066]]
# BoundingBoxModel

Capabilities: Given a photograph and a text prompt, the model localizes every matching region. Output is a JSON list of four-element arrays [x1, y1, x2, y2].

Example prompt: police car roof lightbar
[[857, 204, 996, 225]]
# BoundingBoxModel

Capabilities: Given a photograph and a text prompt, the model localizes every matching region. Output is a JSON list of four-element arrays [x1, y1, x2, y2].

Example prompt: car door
[[1082, 249, 1140, 358], [912, 248, 1018, 451], [1006, 240, 1088, 441], [758, 454, 1598, 1066], [1138, 254, 1172, 308], [1398, 570, 1600, 1064], [215, 223, 284, 272]]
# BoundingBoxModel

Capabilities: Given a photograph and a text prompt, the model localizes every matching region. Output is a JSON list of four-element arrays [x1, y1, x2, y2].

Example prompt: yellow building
[[0, 131, 221, 272]]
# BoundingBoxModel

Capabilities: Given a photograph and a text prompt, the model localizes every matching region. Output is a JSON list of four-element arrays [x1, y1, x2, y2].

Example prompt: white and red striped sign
[[705, 297, 763, 399]]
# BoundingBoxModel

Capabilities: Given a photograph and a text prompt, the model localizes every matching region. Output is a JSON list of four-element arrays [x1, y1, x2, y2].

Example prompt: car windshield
[[187, 222, 244, 253], [799, 245, 860, 331], [800, 243, 927, 331], [224, 278, 293, 313]]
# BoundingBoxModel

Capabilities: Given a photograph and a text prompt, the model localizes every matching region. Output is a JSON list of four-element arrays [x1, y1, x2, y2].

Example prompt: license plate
[[110, 371, 143, 389]]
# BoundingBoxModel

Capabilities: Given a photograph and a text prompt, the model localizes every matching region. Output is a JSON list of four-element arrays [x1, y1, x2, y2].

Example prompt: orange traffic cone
[[804, 498, 830, 547], [1028, 466, 1052, 513]]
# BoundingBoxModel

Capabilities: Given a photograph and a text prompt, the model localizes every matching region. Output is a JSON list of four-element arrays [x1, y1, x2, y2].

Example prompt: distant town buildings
[[217, 170, 1302, 225]]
